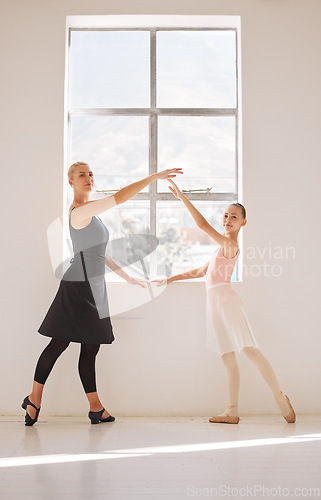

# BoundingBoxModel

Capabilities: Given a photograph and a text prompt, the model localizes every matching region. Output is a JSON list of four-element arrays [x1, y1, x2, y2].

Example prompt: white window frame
[[64, 15, 243, 282]]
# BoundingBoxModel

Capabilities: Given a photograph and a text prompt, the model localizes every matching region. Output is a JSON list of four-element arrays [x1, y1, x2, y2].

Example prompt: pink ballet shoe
[[275, 392, 296, 423], [209, 404, 239, 424]]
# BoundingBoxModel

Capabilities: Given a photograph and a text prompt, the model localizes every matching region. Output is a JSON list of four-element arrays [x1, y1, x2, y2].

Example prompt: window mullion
[[150, 30, 157, 111], [150, 29, 157, 276]]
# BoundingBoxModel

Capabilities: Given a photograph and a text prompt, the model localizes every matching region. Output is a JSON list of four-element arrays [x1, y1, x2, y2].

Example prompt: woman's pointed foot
[[21, 395, 41, 426], [209, 404, 239, 424], [275, 392, 296, 423]]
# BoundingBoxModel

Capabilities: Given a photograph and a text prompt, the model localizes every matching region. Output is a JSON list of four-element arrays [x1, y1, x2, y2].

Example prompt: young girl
[[155, 179, 295, 424]]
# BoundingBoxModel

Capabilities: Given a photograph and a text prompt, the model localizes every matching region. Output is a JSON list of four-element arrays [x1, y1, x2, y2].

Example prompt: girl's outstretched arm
[[168, 179, 237, 249], [152, 261, 209, 286]]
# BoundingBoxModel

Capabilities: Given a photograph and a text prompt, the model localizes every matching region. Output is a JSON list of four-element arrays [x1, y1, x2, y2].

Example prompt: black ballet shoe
[[88, 407, 115, 424], [21, 396, 41, 426]]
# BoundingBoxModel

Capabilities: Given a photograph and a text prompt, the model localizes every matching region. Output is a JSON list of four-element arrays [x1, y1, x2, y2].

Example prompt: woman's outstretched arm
[[72, 168, 183, 224], [167, 179, 237, 249], [105, 253, 146, 287]]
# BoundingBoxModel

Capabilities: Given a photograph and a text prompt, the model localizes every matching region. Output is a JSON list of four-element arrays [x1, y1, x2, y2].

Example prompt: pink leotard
[[205, 245, 240, 287]]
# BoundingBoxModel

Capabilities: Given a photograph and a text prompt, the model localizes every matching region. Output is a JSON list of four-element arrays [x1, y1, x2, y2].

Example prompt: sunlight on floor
[[1, 433, 320, 468]]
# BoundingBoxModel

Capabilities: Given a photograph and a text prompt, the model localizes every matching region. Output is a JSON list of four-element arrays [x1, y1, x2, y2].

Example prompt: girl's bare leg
[[242, 347, 294, 418], [217, 351, 240, 417], [243, 347, 281, 395]]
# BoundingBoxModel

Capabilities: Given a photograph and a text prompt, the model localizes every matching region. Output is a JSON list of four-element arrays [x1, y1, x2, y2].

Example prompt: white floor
[[0, 415, 320, 500]]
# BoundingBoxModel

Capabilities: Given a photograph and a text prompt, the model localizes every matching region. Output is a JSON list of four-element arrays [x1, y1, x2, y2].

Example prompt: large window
[[65, 16, 241, 282]]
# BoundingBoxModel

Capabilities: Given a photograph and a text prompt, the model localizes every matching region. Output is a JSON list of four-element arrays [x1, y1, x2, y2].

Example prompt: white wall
[[1, 0, 320, 416]]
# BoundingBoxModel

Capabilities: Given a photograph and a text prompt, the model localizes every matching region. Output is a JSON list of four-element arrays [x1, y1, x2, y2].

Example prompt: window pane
[[102, 201, 151, 282], [71, 116, 149, 192], [156, 200, 238, 281], [157, 31, 236, 108], [158, 116, 235, 193], [70, 30, 150, 108]]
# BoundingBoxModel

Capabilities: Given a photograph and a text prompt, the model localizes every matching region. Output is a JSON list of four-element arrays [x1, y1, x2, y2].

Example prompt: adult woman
[[22, 162, 183, 425], [154, 179, 295, 424]]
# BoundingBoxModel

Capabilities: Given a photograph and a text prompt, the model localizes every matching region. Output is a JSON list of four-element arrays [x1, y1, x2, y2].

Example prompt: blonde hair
[[68, 161, 89, 181]]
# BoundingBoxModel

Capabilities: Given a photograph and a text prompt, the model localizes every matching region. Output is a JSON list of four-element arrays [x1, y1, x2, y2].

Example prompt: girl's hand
[[167, 179, 184, 200], [155, 168, 183, 181], [151, 277, 172, 287], [126, 276, 148, 288]]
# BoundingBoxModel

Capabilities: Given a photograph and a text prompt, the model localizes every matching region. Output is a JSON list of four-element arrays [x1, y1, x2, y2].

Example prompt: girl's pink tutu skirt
[[206, 283, 259, 356]]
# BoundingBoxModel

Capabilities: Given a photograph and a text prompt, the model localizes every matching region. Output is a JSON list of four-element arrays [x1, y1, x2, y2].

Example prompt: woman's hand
[[126, 276, 148, 288], [155, 168, 183, 181], [151, 277, 172, 287], [167, 179, 184, 200]]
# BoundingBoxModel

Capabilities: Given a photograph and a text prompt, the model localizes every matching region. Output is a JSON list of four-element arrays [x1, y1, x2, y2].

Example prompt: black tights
[[34, 338, 100, 393]]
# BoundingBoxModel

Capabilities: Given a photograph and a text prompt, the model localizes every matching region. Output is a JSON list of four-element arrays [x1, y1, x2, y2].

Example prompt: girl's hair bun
[[231, 202, 246, 219]]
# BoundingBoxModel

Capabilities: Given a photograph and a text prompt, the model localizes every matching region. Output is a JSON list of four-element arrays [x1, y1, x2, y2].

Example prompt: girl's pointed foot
[[275, 392, 296, 423], [209, 404, 239, 424]]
